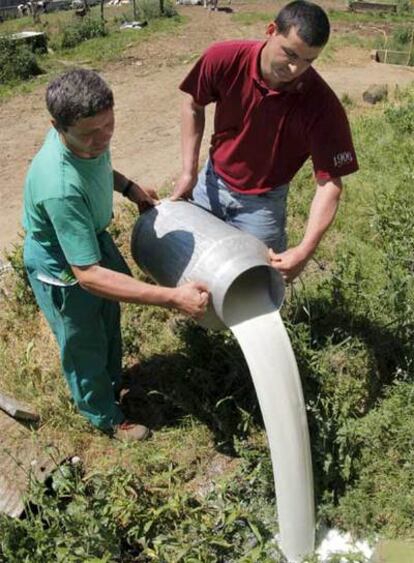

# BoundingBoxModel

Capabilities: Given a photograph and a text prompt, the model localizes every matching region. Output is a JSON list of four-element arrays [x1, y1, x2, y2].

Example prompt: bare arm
[[269, 177, 343, 282], [71, 263, 209, 318], [113, 170, 159, 212], [171, 93, 206, 200]]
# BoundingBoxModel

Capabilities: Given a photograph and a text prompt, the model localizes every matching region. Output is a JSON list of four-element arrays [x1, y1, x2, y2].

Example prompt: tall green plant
[[0, 36, 42, 85]]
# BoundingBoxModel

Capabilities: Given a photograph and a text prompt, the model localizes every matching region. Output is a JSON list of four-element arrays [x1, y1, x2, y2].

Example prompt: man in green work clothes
[[23, 69, 209, 442]]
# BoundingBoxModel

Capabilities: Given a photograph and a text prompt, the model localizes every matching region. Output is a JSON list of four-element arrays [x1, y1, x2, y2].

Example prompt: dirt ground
[[1, 2, 414, 260]]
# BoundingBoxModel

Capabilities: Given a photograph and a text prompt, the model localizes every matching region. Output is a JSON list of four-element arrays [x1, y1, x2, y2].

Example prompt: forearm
[[72, 264, 175, 307], [181, 95, 205, 176], [299, 178, 343, 257], [113, 170, 132, 194]]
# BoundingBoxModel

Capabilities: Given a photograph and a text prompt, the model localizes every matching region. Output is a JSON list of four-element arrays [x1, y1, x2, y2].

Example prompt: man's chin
[[89, 146, 108, 156], [274, 72, 295, 83]]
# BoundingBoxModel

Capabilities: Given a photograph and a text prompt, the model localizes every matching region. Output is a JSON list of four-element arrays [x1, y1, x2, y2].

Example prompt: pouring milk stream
[[131, 200, 315, 562]]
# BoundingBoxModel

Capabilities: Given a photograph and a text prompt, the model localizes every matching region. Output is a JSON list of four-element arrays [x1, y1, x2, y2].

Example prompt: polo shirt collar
[[250, 41, 309, 95]]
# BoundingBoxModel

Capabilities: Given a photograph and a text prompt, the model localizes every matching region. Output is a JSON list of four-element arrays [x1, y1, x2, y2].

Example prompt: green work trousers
[[24, 231, 130, 431]]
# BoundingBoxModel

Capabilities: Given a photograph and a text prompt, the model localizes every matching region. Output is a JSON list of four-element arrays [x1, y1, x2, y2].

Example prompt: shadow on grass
[[290, 294, 413, 505], [122, 296, 412, 503], [296, 295, 413, 403], [122, 321, 262, 456]]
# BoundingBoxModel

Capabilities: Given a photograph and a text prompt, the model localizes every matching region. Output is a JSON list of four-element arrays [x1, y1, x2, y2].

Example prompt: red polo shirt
[[180, 40, 358, 194]]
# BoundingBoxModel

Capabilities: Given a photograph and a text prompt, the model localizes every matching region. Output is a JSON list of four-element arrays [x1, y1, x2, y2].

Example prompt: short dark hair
[[46, 69, 114, 131], [275, 0, 330, 47]]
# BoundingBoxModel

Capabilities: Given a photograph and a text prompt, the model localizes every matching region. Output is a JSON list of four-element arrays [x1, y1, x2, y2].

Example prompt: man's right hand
[[170, 171, 198, 201], [172, 281, 209, 318]]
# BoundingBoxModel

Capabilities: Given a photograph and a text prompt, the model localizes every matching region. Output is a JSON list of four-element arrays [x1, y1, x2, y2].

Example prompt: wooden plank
[[375, 49, 412, 64], [0, 410, 66, 518], [349, 1, 397, 13], [0, 392, 39, 422]]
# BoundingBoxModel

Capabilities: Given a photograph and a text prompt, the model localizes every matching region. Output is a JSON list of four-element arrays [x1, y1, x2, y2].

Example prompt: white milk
[[316, 528, 374, 562], [222, 268, 315, 563]]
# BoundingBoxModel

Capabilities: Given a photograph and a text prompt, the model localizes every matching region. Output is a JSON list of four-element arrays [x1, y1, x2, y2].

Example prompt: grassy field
[[1, 3, 414, 561], [1, 88, 413, 561], [0, 1, 183, 99]]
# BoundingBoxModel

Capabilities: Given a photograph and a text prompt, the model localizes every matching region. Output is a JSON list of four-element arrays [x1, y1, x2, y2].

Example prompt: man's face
[[57, 107, 115, 158], [261, 23, 324, 89]]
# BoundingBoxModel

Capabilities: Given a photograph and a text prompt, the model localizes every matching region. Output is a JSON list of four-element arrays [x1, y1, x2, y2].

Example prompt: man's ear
[[266, 21, 278, 37]]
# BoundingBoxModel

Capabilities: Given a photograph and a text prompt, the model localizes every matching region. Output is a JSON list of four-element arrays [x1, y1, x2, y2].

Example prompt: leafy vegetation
[[0, 2, 181, 95], [0, 449, 283, 562], [59, 17, 108, 50], [1, 1, 414, 559], [329, 6, 413, 24], [285, 85, 414, 539], [1, 87, 414, 560], [0, 36, 42, 84]]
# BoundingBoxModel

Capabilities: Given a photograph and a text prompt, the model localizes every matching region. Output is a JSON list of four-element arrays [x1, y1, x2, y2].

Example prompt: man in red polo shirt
[[171, 0, 358, 282]]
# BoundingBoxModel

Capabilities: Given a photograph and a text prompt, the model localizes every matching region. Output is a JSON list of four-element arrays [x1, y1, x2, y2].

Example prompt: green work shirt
[[23, 128, 114, 285]]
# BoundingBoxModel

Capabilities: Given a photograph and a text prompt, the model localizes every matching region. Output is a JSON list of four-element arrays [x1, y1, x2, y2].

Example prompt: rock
[[10, 31, 48, 54], [370, 49, 380, 62], [362, 84, 388, 104]]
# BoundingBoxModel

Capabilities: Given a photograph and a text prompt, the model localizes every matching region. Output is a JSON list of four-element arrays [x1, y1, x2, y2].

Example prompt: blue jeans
[[192, 159, 289, 252]]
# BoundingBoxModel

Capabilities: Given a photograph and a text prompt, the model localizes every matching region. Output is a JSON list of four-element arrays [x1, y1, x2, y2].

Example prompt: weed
[[0, 3, 183, 95], [341, 93, 354, 108], [0, 449, 282, 562], [2, 21, 414, 562], [391, 26, 412, 46], [59, 17, 107, 50], [4, 243, 37, 315], [328, 8, 411, 24], [231, 11, 271, 26], [325, 382, 414, 537], [385, 100, 414, 134]]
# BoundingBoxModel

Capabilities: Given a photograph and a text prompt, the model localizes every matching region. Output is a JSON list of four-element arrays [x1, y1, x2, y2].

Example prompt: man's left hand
[[268, 246, 310, 283], [128, 183, 159, 213]]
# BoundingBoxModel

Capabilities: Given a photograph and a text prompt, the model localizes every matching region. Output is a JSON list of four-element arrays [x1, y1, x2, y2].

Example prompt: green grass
[[231, 11, 272, 26], [0, 3, 183, 99], [54, 15, 182, 62], [327, 7, 414, 25], [1, 10, 414, 559], [317, 30, 377, 63], [232, 5, 414, 27], [2, 88, 414, 559]]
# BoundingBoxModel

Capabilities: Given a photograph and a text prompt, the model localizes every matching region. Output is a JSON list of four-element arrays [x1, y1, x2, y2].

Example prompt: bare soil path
[[1, 2, 414, 259]]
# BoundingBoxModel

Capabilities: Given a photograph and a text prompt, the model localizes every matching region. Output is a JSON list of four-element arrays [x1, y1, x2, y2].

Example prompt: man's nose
[[288, 62, 299, 74], [101, 127, 114, 142]]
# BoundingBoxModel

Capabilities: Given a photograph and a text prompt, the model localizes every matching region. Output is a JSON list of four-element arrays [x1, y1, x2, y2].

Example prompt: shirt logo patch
[[333, 152, 353, 167]]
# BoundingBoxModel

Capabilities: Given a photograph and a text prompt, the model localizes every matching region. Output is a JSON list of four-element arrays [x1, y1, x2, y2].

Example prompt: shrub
[[0, 454, 280, 562], [0, 36, 42, 85], [385, 101, 414, 134], [328, 382, 414, 536], [60, 18, 108, 49], [135, 0, 177, 20], [396, 0, 412, 15], [391, 26, 412, 46]]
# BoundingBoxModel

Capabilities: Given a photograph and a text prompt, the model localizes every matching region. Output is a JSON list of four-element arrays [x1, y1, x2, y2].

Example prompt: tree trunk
[[100, 0, 105, 24], [159, 0, 164, 14]]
